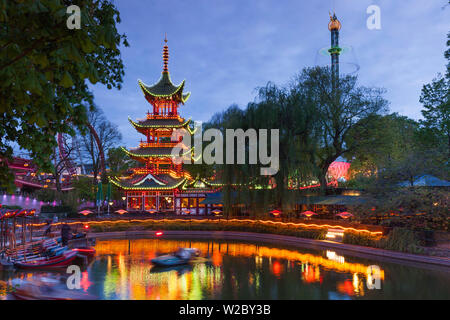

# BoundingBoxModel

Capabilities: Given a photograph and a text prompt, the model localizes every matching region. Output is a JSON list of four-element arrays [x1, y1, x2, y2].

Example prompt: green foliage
[[0, 0, 128, 187], [107, 146, 132, 176], [418, 29, 449, 167], [40, 205, 72, 213], [343, 231, 382, 247], [71, 176, 95, 201], [0, 205, 22, 210], [35, 188, 58, 202], [204, 67, 387, 216], [90, 220, 328, 240], [380, 228, 424, 254]]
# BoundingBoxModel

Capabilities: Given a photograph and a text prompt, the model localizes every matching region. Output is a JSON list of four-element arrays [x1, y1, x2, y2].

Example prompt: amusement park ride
[[5, 123, 105, 192]]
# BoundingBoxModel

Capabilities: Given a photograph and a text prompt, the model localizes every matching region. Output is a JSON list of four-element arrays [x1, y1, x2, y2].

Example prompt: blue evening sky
[[90, 0, 450, 148]]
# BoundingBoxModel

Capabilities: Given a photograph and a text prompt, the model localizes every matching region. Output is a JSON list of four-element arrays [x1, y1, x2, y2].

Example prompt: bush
[[1, 205, 22, 210], [380, 227, 424, 254], [343, 231, 382, 247], [40, 205, 72, 213], [89, 220, 328, 240]]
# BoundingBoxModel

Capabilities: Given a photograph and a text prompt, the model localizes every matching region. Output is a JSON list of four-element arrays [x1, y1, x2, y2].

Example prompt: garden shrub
[[88, 219, 327, 240], [343, 231, 382, 247], [380, 227, 424, 254]]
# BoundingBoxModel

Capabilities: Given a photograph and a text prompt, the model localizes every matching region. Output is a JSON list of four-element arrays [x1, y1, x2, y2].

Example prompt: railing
[[145, 114, 181, 120], [139, 142, 181, 148]]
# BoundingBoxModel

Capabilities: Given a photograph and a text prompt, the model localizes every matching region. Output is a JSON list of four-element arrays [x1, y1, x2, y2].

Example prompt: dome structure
[[328, 13, 341, 31]]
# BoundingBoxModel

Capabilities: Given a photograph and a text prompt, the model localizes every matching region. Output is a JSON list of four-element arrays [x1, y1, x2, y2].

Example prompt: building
[[109, 38, 220, 214]]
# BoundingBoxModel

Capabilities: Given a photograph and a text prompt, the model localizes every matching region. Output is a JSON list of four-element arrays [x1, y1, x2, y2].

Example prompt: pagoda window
[[159, 195, 174, 211], [144, 196, 157, 211], [181, 197, 189, 209], [128, 196, 142, 211]]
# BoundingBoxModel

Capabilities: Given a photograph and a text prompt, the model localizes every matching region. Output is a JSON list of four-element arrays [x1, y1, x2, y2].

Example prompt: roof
[[109, 173, 186, 190], [200, 193, 223, 204], [128, 116, 191, 129], [296, 195, 369, 206], [138, 73, 191, 103], [122, 146, 192, 158], [180, 177, 222, 193], [398, 175, 450, 187]]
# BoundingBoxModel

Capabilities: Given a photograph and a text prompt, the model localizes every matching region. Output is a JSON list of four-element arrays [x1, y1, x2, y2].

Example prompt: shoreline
[[89, 230, 450, 269]]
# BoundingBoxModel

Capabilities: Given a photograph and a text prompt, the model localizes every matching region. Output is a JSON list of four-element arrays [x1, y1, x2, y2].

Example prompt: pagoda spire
[[162, 34, 169, 73]]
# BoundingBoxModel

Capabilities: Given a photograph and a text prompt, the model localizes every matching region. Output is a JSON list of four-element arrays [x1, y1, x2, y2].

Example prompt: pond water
[[2, 237, 450, 300]]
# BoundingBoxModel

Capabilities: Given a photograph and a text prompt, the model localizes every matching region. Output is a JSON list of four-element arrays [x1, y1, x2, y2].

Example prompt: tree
[[78, 107, 122, 183], [419, 32, 450, 159], [50, 137, 75, 192], [107, 146, 134, 176], [297, 67, 388, 193], [0, 0, 128, 188], [346, 113, 421, 179]]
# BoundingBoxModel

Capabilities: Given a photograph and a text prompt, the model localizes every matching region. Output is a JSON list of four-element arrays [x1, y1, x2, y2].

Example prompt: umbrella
[[79, 209, 93, 216], [301, 211, 317, 218], [211, 209, 222, 215], [115, 209, 127, 215], [336, 212, 354, 219], [270, 209, 281, 217]]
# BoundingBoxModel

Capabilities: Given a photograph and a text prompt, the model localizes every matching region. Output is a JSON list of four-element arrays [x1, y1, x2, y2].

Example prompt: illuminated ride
[[4, 121, 105, 192], [315, 13, 360, 78]]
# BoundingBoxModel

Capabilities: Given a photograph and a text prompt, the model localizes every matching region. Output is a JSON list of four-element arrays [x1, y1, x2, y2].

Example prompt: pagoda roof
[[138, 73, 191, 103], [109, 173, 186, 191], [180, 175, 223, 193], [121, 146, 192, 158], [128, 116, 191, 129]]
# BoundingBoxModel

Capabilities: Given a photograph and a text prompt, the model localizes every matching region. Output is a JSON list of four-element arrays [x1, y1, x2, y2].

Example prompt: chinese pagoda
[[109, 37, 220, 214]]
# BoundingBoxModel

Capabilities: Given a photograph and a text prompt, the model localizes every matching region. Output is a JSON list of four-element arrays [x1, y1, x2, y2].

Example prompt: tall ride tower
[[328, 12, 342, 89]]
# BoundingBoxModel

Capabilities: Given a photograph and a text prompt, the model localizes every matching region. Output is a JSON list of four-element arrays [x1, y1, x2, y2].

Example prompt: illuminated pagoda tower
[[109, 37, 220, 214], [328, 12, 342, 89]]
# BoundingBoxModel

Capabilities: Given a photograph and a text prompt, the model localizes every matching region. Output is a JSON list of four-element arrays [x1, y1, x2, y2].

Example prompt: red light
[[84, 224, 89, 230], [155, 231, 163, 237]]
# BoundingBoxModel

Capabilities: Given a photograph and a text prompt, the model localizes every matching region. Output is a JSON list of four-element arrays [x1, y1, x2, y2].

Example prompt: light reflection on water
[[2, 238, 450, 300], [83, 238, 449, 300]]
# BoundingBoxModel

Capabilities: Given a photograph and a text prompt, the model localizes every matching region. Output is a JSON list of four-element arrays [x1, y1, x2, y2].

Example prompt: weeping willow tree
[[203, 82, 320, 217], [200, 66, 387, 217]]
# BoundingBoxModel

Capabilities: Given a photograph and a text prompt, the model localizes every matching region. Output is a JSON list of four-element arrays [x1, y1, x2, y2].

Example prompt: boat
[[151, 248, 200, 267], [14, 250, 79, 269], [150, 264, 193, 275], [10, 277, 97, 300], [73, 247, 96, 258]]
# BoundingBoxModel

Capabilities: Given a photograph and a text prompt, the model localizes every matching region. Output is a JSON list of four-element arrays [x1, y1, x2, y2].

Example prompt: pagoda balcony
[[144, 113, 182, 120], [138, 141, 184, 148], [131, 167, 182, 177]]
